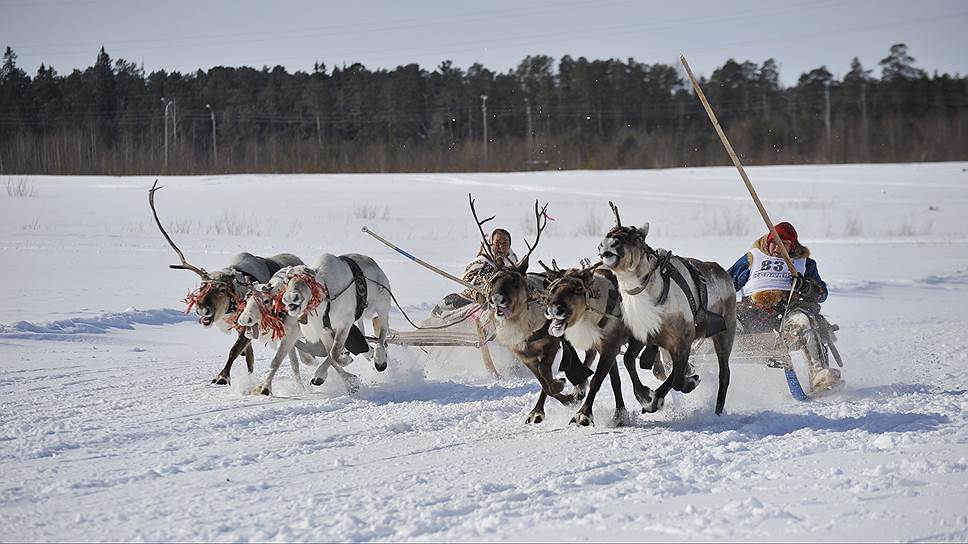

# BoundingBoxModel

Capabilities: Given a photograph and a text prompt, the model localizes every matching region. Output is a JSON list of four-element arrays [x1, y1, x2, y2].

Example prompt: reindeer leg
[[642, 346, 689, 413], [313, 327, 351, 387], [526, 390, 548, 424], [288, 348, 305, 390], [371, 316, 389, 372], [571, 347, 619, 427], [213, 332, 250, 385], [244, 343, 255, 373], [623, 338, 655, 411], [253, 333, 299, 396]]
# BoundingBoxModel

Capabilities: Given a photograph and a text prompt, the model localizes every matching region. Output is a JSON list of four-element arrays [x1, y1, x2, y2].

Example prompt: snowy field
[[2, 163, 968, 542]]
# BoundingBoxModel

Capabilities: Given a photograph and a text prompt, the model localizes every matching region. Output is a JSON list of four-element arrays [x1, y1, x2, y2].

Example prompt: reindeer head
[[150, 180, 246, 329], [485, 261, 533, 321], [280, 265, 325, 319], [236, 275, 288, 341], [191, 270, 248, 327], [544, 268, 597, 337], [598, 201, 654, 274], [469, 195, 550, 321]]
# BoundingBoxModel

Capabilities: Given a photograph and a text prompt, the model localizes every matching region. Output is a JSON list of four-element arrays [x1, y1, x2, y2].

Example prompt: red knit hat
[[768, 222, 799, 247]]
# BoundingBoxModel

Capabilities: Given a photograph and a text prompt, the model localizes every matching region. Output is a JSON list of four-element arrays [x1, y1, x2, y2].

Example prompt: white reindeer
[[236, 271, 360, 396], [280, 254, 391, 386]]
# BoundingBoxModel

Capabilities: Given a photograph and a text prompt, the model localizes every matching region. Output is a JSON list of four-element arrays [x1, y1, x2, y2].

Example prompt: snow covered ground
[[2, 163, 968, 541]]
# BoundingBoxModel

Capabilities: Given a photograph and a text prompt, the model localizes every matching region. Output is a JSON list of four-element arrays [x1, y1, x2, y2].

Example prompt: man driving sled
[[727, 222, 842, 392], [431, 228, 518, 317]]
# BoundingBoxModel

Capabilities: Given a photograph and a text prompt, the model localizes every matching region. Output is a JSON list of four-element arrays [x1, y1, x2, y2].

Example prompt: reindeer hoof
[[642, 396, 664, 414], [633, 386, 653, 407], [211, 375, 229, 386], [343, 375, 362, 395], [310, 377, 325, 387], [612, 408, 630, 427], [526, 411, 545, 424], [249, 385, 270, 396], [374, 361, 387, 372], [681, 374, 701, 394], [571, 412, 593, 427]]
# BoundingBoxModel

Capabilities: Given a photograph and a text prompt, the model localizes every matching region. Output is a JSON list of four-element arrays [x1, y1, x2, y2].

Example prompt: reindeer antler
[[538, 259, 562, 274], [608, 201, 622, 227], [468, 193, 497, 263], [518, 200, 550, 268], [148, 179, 209, 278]]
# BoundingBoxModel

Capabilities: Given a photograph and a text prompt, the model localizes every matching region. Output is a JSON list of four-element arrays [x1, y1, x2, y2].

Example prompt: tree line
[[0, 43, 965, 174]]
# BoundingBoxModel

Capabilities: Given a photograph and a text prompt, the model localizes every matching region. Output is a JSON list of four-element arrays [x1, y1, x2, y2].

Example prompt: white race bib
[[742, 248, 806, 296]]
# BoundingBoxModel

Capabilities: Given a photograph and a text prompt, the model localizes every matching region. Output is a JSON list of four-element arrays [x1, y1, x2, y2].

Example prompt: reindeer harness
[[313, 256, 369, 329], [613, 228, 726, 338]]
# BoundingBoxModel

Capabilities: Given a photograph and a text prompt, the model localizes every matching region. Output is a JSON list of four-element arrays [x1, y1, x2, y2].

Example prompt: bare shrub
[[19, 216, 41, 231], [518, 209, 537, 237], [573, 206, 604, 236], [352, 203, 389, 221], [707, 208, 750, 236], [6, 177, 36, 197], [167, 219, 194, 234], [887, 221, 932, 237], [206, 212, 261, 237], [843, 216, 863, 237]]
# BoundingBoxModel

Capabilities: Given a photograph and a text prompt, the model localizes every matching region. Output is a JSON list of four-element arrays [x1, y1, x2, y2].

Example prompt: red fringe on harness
[[234, 294, 287, 341], [184, 282, 245, 326], [291, 272, 327, 316], [183, 283, 216, 314]]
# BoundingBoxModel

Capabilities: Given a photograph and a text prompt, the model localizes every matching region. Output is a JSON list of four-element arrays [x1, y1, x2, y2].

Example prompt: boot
[[810, 367, 842, 391]]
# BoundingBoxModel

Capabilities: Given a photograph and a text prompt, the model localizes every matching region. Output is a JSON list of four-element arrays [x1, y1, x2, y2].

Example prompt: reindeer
[[235, 270, 361, 396], [598, 202, 736, 415], [544, 265, 657, 426], [279, 254, 392, 386], [148, 181, 303, 385], [468, 197, 587, 423]]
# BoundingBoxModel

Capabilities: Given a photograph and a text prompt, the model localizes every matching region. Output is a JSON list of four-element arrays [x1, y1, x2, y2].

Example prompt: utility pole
[[525, 97, 534, 161], [161, 97, 172, 170], [824, 81, 832, 163], [860, 81, 869, 160], [206, 104, 217, 170], [172, 98, 178, 149], [480, 94, 489, 165]]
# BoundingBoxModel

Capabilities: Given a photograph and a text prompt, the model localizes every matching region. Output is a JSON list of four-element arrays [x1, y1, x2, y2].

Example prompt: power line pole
[[860, 81, 869, 160], [480, 94, 488, 165], [206, 104, 217, 171], [161, 97, 172, 170], [824, 81, 832, 163], [172, 98, 178, 149], [525, 97, 533, 161]]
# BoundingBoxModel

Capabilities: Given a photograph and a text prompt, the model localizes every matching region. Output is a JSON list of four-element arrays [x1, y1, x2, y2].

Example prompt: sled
[[726, 314, 844, 400], [382, 303, 501, 378]]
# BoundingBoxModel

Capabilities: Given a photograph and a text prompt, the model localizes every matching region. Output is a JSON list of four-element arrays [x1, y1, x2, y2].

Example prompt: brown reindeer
[[470, 197, 588, 423], [545, 265, 655, 426], [598, 202, 736, 415]]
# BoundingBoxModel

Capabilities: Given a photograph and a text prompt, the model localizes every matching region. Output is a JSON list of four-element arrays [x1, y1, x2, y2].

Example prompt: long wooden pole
[[362, 226, 483, 293], [679, 55, 799, 276]]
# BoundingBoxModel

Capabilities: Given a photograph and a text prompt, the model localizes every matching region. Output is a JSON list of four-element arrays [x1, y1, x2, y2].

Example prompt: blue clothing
[[727, 253, 828, 303]]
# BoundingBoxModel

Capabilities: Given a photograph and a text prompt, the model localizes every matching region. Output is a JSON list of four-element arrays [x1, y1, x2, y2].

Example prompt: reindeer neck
[[494, 299, 547, 346]]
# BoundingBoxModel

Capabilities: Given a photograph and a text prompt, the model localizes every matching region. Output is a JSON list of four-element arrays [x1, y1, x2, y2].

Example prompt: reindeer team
[[150, 181, 735, 427]]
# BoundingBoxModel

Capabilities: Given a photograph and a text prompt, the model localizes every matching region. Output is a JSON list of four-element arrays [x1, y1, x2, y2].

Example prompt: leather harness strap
[[322, 256, 368, 329]]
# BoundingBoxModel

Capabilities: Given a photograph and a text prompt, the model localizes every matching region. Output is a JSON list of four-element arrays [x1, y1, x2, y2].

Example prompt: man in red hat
[[727, 222, 841, 391]]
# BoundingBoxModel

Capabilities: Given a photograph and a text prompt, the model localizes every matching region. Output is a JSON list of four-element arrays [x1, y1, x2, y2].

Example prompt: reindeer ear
[[640, 222, 650, 238]]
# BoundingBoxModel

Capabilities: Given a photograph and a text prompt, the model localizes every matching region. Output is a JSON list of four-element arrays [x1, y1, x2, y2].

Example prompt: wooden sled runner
[[382, 319, 501, 378], [725, 314, 844, 400]]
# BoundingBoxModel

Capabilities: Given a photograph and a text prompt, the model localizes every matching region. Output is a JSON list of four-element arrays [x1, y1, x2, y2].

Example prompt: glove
[[794, 277, 821, 301]]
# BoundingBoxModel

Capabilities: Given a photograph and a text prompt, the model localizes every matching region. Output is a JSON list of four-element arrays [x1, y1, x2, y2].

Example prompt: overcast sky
[[2, 0, 966, 85]]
